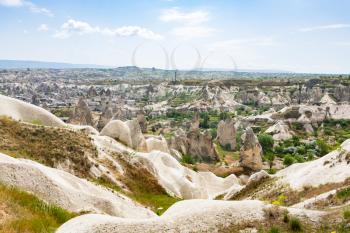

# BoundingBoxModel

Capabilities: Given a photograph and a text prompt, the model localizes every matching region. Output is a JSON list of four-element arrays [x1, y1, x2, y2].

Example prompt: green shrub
[[200, 112, 210, 129], [296, 145, 306, 155], [258, 134, 274, 153], [210, 129, 217, 139], [181, 154, 195, 164], [236, 131, 243, 150], [289, 217, 302, 231], [292, 136, 301, 146], [292, 122, 304, 131], [283, 155, 295, 166], [316, 139, 330, 156], [294, 154, 305, 163], [344, 210, 350, 220], [267, 168, 276, 174], [268, 226, 280, 233], [219, 111, 229, 120], [337, 187, 350, 200]]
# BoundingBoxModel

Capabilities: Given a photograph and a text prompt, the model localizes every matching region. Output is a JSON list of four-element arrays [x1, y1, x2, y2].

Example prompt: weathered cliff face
[[97, 106, 114, 131], [168, 129, 188, 156], [187, 129, 219, 162], [100, 119, 148, 152], [113, 107, 133, 121], [217, 118, 236, 150], [334, 84, 350, 102], [137, 113, 148, 134], [69, 98, 94, 126], [87, 86, 97, 97], [265, 120, 294, 141], [168, 128, 219, 163], [239, 127, 263, 172], [190, 112, 200, 130]]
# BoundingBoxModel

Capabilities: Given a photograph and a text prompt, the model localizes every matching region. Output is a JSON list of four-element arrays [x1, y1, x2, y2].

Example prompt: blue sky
[[0, 0, 350, 73]]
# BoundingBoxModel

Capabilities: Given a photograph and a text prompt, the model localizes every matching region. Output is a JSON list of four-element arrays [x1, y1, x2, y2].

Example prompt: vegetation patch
[[0, 116, 97, 178], [0, 183, 76, 233], [104, 152, 179, 215]]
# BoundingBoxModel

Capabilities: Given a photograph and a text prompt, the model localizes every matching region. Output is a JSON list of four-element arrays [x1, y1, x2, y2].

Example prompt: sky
[[0, 0, 350, 74]]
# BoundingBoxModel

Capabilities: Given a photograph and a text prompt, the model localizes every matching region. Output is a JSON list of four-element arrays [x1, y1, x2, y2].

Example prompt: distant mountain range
[[0, 59, 299, 74], [0, 60, 111, 69]]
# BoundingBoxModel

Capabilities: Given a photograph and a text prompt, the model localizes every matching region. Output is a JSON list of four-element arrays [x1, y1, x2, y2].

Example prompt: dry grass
[[0, 183, 76, 233], [97, 152, 179, 215], [0, 116, 97, 178]]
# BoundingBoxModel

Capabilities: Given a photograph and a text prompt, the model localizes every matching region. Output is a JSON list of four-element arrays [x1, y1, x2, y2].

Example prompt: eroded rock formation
[[217, 118, 236, 150], [239, 127, 263, 172]]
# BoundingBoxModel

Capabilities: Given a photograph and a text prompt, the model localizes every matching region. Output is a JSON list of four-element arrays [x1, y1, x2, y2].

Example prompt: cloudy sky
[[0, 0, 350, 73]]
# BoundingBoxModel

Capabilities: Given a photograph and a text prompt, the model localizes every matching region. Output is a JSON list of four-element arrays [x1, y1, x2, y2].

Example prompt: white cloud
[[0, 0, 53, 17], [171, 26, 215, 39], [37, 24, 49, 32], [160, 7, 214, 39], [0, 0, 22, 6], [24, 1, 53, 17], [160, 8, 209, 25], [299, 24, 350, 32], [54, 19, 163, 40]]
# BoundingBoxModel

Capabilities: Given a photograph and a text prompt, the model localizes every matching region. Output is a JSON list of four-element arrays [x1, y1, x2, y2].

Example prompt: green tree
[[265, 152, 275, 169], [200, 112, 210, 129]]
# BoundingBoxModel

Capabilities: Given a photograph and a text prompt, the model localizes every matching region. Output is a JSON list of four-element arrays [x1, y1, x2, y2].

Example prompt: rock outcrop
[[0, 94, 65, 127], [137, 113, 147, 133], [168, 128, 219, 163], [319, 92, 336, 105], [277, 139, 350, 190], [168, 129, 188, 155], [87, 86, 97, 97], [100, 119, 148, 152], [265, 120, 293, 141], [217, 118, 236, 150], [57, 199, 324, 233], [190, 112, 200, 130], [0, 152, 155, 218], [113, 107, 132, 121], [135, 151, 240, 199], [146, 135, 170, 154], [187, 129, 219, 162], [239, 127, 263, 172], [69, 98, 94, 126], [97, 106, 114, 131]]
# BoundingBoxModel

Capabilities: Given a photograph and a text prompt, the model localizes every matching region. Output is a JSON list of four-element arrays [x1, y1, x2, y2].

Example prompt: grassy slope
[[99, 153, 179, 215], [0, 183, 76, 233], [0, 117, 178, 216], [0, 116, 97, 178]]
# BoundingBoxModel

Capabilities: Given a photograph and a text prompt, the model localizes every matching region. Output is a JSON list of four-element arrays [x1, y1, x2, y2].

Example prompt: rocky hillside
[[1, 94, 350, 232]]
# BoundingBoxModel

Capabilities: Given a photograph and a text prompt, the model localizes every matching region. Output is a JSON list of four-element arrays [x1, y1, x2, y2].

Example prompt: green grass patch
[[216, 143, 239, 161], [110, 154, 180, 216], [337, 187, 350, 201], [0, 183, 76, 233]]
